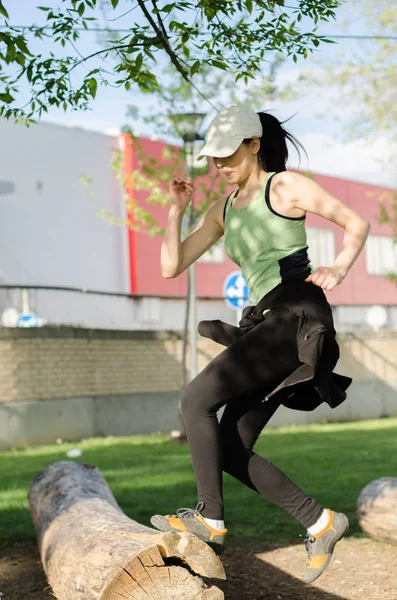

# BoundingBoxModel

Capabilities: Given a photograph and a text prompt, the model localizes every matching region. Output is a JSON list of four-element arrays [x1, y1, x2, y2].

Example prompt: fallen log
[[357, 477, 397, 545], [28, 461, 226, 600]]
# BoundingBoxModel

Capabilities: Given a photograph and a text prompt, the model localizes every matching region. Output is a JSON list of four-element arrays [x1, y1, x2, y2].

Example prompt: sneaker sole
[[150, 516, 226, 555]]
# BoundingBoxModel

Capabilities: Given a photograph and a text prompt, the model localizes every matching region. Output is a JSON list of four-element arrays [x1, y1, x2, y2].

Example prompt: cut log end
[[101, 562, 223, 600], [357, 477, 397, 545]]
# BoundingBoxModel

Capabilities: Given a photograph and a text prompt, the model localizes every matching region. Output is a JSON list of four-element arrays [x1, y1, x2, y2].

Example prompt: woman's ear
[[250, 137, 261, 155]]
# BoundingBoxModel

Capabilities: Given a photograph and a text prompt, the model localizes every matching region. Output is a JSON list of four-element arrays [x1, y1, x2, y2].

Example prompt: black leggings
[[181, 308, 324, 529]]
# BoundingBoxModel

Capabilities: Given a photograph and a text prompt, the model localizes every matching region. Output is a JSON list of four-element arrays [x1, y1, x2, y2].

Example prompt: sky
[[4, 1, 395, 188]]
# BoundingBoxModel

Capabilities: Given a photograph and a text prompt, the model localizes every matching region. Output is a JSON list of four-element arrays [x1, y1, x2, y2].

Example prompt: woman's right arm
[[161, 178, 225, 279]]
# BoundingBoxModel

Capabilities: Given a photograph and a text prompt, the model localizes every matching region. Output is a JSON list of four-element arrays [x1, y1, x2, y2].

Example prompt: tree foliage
[[286, 1, 397, 150], [0, 0, 341, 120]]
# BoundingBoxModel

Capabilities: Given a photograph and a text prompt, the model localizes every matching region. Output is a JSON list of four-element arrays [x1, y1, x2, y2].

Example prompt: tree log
[[28, 461, 226, 600], [357, 477, 397, 545]]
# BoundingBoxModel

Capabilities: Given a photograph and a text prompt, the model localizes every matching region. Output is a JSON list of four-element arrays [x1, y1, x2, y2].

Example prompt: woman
[[151, 104, 370, 584]]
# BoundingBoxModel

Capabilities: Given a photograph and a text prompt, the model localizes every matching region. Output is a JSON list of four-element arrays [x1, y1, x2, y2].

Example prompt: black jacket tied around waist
[[198, 280, 352, 412]]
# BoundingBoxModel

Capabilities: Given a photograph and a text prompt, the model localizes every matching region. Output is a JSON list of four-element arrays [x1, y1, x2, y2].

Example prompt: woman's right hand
[[169, 178, 193, 211]]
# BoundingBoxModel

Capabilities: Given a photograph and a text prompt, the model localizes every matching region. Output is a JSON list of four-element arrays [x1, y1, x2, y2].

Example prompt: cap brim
[[196, 136, 243, 161]]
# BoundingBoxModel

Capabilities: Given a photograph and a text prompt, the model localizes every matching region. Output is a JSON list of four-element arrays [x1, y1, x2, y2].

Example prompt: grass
[[1, 418, 396, 547]]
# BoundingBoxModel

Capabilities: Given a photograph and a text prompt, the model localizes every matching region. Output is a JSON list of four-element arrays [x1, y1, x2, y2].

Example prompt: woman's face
[[213, 137, 261, 185]]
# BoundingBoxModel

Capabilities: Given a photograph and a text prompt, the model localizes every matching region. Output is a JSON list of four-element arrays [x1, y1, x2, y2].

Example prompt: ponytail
[[243, 112, 307, 173]]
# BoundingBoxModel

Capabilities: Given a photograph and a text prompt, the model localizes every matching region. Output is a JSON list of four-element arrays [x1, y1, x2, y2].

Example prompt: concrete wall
[[1, 326, 397, 449], [0, 119, 131, 316]]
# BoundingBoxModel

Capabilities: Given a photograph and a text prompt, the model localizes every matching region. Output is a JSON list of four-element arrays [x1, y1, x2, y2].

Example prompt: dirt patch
[[0, 542, 52, 600], [1, 537, 397, 599], [220, 537, 397, 599]]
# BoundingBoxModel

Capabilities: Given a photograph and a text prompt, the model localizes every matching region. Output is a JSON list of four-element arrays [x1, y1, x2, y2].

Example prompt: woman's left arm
[[285, 172, 370, 291]]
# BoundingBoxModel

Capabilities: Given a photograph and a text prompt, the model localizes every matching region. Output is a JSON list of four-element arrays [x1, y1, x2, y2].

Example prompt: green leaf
[[190, 60, 200, 76], [110, 0, 119, 7], [0, 91, 15, 103], [37, 6, 51, 10], [15, 37, 31, 56], [5, 42, 16, 63], [135, 53, 143, 70], [246, 0, 253, 14], [211, 59, 228, 70], [0, 1, 9, 18], [78, 2, 85, 16], [88, 77, 97, 99], [15, 52, 26, 67], [162, 4, 175, 14]]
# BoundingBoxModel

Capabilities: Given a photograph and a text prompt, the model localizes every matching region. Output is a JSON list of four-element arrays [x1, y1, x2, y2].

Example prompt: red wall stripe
[[121, 133, 138, 294]]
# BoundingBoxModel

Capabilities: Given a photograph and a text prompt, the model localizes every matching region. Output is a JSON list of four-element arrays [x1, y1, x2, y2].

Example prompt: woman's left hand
[[305, 266, 345, 291]]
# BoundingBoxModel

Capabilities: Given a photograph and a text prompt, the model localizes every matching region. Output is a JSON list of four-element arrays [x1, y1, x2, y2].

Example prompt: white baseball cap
[[196, 105, 263, 160]]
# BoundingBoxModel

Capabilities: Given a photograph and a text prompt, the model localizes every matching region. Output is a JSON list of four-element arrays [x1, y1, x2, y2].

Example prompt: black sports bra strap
[[264, 172, 277, 203], [223, 191, 234, 225], [265, 171, 305, 221]]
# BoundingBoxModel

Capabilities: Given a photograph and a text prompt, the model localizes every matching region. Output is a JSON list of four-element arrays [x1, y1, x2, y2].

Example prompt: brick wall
[[0, 327, 397, 404], [0, 327, 222, 403]]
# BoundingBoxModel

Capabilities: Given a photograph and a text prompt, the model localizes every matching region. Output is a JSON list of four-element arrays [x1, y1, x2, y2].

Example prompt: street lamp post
[[170, 112, 206, 382]]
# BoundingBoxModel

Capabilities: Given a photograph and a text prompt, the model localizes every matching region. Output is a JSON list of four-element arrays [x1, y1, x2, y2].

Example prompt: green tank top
[[224, 171, 312, 303]]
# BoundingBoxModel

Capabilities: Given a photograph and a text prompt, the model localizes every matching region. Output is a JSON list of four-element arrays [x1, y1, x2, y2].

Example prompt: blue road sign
[[223, 271, 249, 310], [16, 313, 40, 328]]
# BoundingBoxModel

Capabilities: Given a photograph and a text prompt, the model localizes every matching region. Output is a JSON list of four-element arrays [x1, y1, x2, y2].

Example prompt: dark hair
[[243, 111, 307, 173]]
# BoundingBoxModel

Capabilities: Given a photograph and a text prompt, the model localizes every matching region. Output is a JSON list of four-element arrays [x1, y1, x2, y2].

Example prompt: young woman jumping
[[151, 104, 370, 584]]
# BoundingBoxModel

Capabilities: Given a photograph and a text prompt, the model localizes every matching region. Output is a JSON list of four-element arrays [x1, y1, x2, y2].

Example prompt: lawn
[[1, 418, 396, 547]]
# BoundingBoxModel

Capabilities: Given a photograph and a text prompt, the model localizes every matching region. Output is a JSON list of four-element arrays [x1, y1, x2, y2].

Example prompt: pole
[[189, 262, 197, 380], [21, 288, 30, 314], [187, 142, 198, 381]]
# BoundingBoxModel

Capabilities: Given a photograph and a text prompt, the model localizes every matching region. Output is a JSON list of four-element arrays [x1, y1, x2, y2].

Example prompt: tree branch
[[151, 0, 169, 40], [63, 39, 161, 77], [136, 0, 190, 82]]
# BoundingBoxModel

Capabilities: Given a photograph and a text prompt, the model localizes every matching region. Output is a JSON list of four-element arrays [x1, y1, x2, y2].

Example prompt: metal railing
[[0, 284, 396, 333]]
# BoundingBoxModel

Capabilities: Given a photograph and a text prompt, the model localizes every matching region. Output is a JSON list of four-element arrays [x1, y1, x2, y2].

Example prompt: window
[[366, 235, 397, 275], [306, 228, 336, 269], [197, 240, 224, 264]]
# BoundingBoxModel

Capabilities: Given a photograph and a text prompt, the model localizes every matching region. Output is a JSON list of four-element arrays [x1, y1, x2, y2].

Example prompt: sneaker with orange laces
[[150, 502, 228, 555], [303, 509, 349, 584]]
